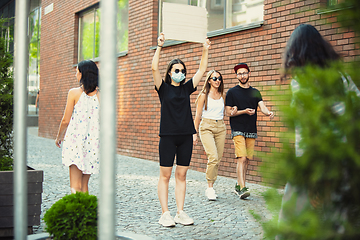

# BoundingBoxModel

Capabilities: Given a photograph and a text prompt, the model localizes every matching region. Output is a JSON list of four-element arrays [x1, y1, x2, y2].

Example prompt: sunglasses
[[237, 72, 249, 77], [211, 76, 222, 81], [174, 69, 186, 74]]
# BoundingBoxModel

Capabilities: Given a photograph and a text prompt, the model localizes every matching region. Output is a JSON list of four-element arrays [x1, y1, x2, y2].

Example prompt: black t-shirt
[[155, 79, 197, 136], [225, 85, 262, 136]]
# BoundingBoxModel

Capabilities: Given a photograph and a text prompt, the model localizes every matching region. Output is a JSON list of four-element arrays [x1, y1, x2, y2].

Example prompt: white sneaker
[[205, 187, 217, 201], [158, 211, 175, 227], [174, 210, 194, 225]]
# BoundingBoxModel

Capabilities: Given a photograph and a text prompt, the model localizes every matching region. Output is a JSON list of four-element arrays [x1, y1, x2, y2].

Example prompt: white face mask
[[171, 72, 185, 83]]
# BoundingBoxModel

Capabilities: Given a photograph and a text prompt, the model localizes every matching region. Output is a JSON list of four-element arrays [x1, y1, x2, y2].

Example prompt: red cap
[[234, 63, 250, 73]]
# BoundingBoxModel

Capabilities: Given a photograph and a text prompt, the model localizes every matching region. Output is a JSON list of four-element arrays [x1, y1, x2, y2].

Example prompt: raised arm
[[192, 39, 211, 88], [152, 33, 165, 90], [258, 101, 274, 120]]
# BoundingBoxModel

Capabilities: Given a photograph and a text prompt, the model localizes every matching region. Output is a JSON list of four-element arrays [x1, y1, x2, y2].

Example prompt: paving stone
[[26, 127, 275, 240]]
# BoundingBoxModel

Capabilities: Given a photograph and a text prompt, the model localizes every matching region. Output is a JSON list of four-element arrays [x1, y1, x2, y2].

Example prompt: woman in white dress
[[194, 70, 226, 200], [55, 60, 100, 193]]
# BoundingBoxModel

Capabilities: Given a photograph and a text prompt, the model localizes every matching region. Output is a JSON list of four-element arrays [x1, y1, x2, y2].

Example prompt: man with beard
[[225, 63, 274, 199]]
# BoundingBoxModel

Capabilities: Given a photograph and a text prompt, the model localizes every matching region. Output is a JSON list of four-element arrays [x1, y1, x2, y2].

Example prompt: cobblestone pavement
[[27, 127, 274, 240]]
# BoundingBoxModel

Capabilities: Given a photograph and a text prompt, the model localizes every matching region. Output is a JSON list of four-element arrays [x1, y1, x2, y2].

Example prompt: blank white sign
[[162, 2, 208, 43]]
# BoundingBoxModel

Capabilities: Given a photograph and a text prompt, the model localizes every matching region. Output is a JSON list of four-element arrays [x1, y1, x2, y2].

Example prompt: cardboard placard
[[162, 2, 208, 43]]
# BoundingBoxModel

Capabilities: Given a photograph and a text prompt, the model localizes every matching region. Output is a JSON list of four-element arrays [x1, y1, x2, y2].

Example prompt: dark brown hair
[[78, 60, 99, 94], [282, 24, 340, 77]]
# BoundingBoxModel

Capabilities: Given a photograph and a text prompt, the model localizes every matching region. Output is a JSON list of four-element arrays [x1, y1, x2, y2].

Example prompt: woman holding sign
[[152, 33, 211, 227]]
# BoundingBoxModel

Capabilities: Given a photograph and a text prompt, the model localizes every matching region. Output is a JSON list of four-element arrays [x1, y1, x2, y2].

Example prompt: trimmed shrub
[[43, 192, 98, 240]]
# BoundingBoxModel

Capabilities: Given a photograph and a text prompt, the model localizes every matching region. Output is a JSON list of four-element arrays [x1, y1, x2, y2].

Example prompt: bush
[[43, 192, 98, 240], [258, 63, 360, 240], [0, 18, 14, 171], [252, 1, 360, 238], [0, 156, 13, 171]]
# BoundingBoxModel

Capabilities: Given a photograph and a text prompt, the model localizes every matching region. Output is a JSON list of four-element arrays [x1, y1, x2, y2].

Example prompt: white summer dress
[[62, 91, 100, 174]]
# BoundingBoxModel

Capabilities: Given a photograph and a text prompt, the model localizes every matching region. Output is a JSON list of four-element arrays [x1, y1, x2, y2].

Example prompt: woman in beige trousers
[[194, 70, 227, 200]]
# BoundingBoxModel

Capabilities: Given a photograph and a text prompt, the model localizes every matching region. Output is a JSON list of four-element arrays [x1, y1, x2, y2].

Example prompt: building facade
[[38, 0, 358, 184]]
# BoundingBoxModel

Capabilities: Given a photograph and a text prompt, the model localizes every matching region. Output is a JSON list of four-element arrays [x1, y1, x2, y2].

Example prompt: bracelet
[[157, 45, 162, 48]]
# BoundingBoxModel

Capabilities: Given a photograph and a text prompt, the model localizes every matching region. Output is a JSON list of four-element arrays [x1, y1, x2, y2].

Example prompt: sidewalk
[[27, 127, 273, 240]]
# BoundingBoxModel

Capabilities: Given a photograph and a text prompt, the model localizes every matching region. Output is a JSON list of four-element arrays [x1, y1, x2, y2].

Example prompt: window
[[28, 2, 41, 115], [328, 0, 339, 6], [28, 7, 41, 90], [0, 23, 14, 53], [78, 7, 100, 61], [117, 0, 129, 53], [78, 0, 129, 61], [0, 0, 15, 53], [159, 0, 264, 34], [317, 0, 342, 14]]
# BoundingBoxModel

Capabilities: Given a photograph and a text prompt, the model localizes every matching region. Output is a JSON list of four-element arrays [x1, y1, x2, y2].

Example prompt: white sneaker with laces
[[158, 211, 175, 227], [205, 187, 217, 201], [174, 210, 194, 225]]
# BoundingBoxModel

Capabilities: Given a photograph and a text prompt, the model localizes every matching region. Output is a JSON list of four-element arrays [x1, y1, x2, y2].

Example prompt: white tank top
[[201, 96, 224, 120]]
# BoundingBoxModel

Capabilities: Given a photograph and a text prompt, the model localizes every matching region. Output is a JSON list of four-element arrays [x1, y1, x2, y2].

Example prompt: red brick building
[[38, 0, 358, 184]]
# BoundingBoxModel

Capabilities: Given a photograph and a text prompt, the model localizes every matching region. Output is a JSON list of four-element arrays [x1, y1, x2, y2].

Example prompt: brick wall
[[38, 0, 358, 185], [39, 0, 100, 138]]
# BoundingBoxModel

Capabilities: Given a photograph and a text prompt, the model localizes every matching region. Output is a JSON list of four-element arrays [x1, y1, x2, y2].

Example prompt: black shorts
[[159, 135, 193, 167]]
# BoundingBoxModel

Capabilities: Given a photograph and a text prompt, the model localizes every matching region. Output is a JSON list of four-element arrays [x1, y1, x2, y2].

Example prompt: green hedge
[[43, 192, 98, 240]]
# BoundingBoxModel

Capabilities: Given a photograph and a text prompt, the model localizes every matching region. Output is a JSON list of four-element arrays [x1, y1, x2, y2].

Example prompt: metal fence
[[13, 0, 118, 239]]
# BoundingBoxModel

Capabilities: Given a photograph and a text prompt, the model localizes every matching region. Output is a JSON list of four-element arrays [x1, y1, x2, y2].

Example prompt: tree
[[0, 18, 14, 171]]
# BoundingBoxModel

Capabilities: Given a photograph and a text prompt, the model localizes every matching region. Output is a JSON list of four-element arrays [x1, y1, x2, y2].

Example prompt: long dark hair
[[195, 70, 224, 110], [164, 58, 187, 85], [78, 60, 99, 94], [283, 24, 340, 73]]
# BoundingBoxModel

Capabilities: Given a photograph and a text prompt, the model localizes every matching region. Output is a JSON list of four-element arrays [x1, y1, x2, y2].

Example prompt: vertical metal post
[[13, 0, 29, 239], [224, 0, 227, 29], [98, 0, 117, 239]]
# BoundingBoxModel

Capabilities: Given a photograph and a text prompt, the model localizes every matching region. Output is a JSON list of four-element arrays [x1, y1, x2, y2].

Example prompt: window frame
[[317, 0, 346, 14], [327, 0, 339, 7], [77, 2, 129, 63]]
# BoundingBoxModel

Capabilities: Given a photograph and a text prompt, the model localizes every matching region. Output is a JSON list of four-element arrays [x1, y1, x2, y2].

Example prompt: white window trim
[[151, 20, 263, 49]]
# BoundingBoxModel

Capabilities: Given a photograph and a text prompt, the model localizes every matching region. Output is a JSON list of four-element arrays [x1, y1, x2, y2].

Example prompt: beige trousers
[[199, 118, 226, 184]]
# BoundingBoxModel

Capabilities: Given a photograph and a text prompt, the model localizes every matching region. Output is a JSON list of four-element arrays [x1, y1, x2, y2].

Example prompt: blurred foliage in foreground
[[251, 1, 360, 239], [257, 63, 360, 239]]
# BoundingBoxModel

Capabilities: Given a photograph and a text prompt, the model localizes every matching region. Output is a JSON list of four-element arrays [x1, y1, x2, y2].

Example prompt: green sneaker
[[239, 187, 250, 199], [234, 184, 242, 196]]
